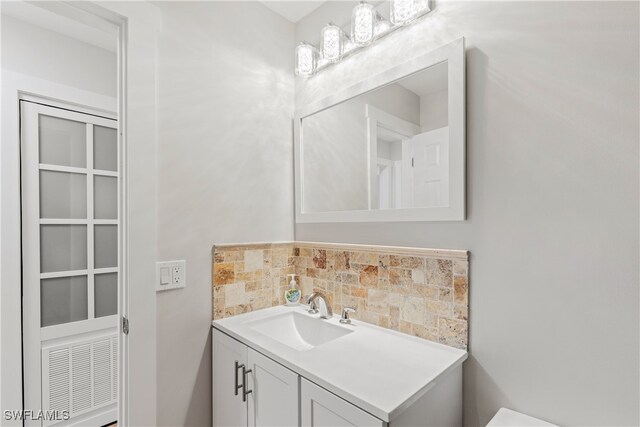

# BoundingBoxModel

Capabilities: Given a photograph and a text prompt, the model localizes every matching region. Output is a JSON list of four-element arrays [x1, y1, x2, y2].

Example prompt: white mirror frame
[[294, 37, 465, 223]]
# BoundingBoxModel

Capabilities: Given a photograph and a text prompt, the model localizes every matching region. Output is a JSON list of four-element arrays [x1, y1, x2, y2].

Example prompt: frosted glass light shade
[[414, 0, 431, 15], [296, 42, 318, 76], [351, 2, 376, 46], [390, 0, 416, 25], [321, 23, 344, 63], [374, 20, 392, 37]]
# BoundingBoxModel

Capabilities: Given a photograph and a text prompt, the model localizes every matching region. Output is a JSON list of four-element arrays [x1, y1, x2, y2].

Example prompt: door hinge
[[122, 316, 129, 335]]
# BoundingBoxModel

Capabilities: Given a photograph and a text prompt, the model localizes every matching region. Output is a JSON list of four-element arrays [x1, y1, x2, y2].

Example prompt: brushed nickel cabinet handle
[[234, 361, 244, 396], [242, 366, 253, 402]]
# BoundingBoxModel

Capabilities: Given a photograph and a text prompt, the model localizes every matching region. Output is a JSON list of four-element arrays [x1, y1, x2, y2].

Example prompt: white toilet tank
[[487, 408, 558, 426]]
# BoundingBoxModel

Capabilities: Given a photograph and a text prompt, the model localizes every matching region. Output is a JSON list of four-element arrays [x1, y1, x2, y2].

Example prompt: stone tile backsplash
[[212, 242, 469, 349]]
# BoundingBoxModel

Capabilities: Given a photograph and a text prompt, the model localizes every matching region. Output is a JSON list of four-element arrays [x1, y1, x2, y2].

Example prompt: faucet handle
[[339, 306, 356, 324]]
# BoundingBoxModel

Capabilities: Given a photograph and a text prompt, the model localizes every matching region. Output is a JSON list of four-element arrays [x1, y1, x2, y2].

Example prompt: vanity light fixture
[[295, 42, 318, 77], [351, 1, 377, 46], [390, 0, 416, 25], [296, 0, 433, 77], [321, 22, 346, 63], [374, 20, 392, 37]]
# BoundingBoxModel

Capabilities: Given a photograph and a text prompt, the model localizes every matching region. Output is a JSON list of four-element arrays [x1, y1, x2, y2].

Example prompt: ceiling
[[1, 1, 117, 52], [260, 1, 327, 23]]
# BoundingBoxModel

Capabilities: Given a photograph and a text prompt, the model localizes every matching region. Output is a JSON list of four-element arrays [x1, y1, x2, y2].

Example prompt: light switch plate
[[156, 260, 186, 291]]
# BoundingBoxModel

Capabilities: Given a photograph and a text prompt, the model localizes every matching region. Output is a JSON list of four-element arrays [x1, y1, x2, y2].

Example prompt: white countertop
[[212, 305, 467, 422]]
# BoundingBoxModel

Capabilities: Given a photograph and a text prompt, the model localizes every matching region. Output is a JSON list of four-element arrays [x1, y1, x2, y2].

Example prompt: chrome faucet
[[306, 291, 333, 319]]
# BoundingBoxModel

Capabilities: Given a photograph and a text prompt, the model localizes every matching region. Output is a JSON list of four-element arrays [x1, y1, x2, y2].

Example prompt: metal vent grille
[[93, 339, 112, 406], [47, 348, 70, 414], [71, 344, 92, 413], [111, 337, 118, 401], [42, 333, 118, 425]]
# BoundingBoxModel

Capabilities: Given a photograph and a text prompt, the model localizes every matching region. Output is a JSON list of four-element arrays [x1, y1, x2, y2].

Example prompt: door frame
[[0, 3, 131, 426], [366, 104, 420, 210]]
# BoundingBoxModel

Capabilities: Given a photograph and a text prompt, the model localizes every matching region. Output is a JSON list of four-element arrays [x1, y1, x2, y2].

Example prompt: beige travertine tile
[[367, 289, 389, 315], [412, 324, 437, 341], [412, 283, 437, 299], [438, 318, 468, 349], [453, 259, 468, 276], [454, 276, 468, 305], [389, 305, 400, 329], [388, 268, 412, 286], [398, 320, 412, 334], [359, 265, 378, 286], [350, 286, 367, 298], [213, 263, 235, 285], [351, 251, 378, 265], [244, 250, 264, 272], [454, 304, 468, 321], [401, 296, 425, 324], [236, 271, 263, 282], [438, 287, 453, 302], [412, 269, 426, 284], [400, 256, 425, 269], [388, 292, 402, 307], [224, 250, 243, 262], [426, 259, 453, 287], [225, 282, 246, 307], [340, 272, 358, 285], [333, 251, 350, 271], [212, 242, 468, 350], [427, 299, 454, 317], [312, 249, 327, 268], [234, 262, 245, 274]]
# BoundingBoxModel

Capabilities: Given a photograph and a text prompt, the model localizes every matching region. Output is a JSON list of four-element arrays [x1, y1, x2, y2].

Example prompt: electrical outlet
[[156, 260, 186, 291], [172, 266, 183, 284]]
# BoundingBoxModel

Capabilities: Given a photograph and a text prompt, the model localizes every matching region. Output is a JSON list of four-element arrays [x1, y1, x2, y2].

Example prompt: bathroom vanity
[[212, 305, 467, 427]]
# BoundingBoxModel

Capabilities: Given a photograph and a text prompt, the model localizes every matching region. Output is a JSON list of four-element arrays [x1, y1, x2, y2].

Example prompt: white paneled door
[[21, 101, 119, 427], [407, 127, 449, 208]]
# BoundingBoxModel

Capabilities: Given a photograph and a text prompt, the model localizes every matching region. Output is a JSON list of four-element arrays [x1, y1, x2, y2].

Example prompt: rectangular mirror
[[295, 38, 465, 223]]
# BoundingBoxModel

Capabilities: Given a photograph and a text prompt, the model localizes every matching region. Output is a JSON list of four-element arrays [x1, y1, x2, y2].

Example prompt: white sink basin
[[247, 311, 352, 351]]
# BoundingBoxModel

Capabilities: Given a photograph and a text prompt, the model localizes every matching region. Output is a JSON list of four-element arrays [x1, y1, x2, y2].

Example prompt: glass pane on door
[[95, 273, 117, 317], [94, 126, 117, 172], [41, 276, 88, 327], [39, 115, 86, 168], [94, 176, 117, 219], [39, 170, 87, 218], [95, 225, 117, 269], [40, 225, 87, 273]]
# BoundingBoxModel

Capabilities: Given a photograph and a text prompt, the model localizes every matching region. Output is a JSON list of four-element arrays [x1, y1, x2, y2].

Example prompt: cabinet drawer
[[301, 378, 385, 427]]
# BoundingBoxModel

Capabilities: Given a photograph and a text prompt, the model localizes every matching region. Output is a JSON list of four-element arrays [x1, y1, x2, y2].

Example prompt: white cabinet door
[[247, 348, 299, 427], [213, 330, 248, 427], [301, 379, 385, 427]]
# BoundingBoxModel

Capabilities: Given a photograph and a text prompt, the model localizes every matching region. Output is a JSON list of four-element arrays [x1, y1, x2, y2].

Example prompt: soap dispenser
[[284, 274, 301, 305]]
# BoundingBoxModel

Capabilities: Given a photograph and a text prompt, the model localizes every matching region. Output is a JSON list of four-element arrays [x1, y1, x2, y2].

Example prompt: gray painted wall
[[1, 14, 117, 97], [295, 2, 639, 425], [154, 2, 294, 426]]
